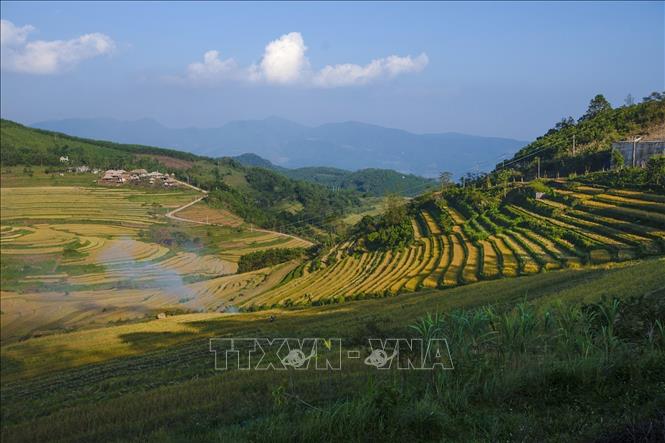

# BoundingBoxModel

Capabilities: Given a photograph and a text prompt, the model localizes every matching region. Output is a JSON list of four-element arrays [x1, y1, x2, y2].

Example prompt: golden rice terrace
[[251, 181, 665, 307]]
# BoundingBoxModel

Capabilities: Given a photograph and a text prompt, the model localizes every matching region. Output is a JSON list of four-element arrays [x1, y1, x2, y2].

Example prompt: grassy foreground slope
[[1, 257, 664, 441]]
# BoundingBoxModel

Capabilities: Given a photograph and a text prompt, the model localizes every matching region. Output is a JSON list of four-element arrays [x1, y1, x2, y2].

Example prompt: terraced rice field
[[2, 221, 236, 289], [2, 181, 664, 338], [1, 186, 197, 226], [0, 261, 297, 341], [0, 186, 290, 341], [251, 183, 665, 307], [216, 230, 312, 262], [175, 202, 244, 227]]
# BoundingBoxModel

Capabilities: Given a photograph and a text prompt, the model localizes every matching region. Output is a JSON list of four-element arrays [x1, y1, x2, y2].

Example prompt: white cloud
[[0, 19, 34, 47], [1, 19, 114, 74], [181, 32, 428, 88], [249, 32, 309, 84], [312, 53, 429, 88], [185, 50, 237, 83]]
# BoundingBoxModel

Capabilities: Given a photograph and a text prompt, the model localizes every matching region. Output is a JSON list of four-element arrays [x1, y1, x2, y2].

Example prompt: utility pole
[[572, 134, 576, 155], [537, 157, 541, 179], [632, 136, 643, 167]]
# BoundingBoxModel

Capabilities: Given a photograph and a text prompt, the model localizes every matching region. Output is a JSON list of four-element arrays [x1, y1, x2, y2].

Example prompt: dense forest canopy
[[200, 164, 360, 238]]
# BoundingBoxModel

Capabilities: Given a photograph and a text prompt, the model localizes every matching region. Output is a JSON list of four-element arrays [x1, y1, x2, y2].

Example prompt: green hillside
[[498, 92, 664, 178], [285, 167, 436, 196], [187, 158, 360, 238], [0, 119, 203, 170], [0, 119, 360, 238], [233, 153, 436, 197]]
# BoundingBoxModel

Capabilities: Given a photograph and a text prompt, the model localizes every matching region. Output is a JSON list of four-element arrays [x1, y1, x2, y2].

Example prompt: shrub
[[237, 248, 305, 273], [646, 154, 665, 187]]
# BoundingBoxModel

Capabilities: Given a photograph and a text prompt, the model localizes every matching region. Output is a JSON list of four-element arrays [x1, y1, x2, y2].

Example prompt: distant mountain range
[[32, 117, 527, 177]]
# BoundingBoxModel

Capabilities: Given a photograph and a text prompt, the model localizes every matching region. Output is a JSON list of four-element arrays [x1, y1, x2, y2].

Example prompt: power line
[[494, 145, 554, 172]]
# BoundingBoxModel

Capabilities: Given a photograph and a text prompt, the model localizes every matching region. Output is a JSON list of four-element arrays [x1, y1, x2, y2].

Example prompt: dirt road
[[165, 191, 312, 246]]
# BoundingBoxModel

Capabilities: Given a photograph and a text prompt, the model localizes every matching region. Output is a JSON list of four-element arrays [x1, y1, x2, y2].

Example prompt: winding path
[[165, 184, 312, 246]]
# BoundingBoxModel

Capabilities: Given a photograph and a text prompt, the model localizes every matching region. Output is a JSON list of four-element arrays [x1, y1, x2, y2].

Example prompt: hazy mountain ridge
[[32, 117, 527, 177]]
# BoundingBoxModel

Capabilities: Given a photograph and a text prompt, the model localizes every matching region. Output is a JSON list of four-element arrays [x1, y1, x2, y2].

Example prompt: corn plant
[[409, 312, 445, 344], [597, 298, 621, 359]]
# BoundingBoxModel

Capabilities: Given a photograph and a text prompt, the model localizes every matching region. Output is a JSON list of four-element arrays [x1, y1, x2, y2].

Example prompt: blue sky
[[1, 1, 663, 139]]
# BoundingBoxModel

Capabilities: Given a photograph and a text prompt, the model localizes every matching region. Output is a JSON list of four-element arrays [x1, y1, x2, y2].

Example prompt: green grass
[[341, 197, 388, 225], [0, 166, 101, 187], [1, 258, 663, 442]]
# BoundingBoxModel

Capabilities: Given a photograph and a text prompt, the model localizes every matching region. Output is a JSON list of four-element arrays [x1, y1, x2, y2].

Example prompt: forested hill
[[0, 119, 359, 239], [0, 119, 205, 170], [498, 92, 665, 178], [233, 154, 436, 197], [232, 153, 285, 171]]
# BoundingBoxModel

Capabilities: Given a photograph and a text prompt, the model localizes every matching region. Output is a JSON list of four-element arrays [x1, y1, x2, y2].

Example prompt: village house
[[59, 156, 69, 163], [75, 165, 90, 173], [99, 169, 128, 184]]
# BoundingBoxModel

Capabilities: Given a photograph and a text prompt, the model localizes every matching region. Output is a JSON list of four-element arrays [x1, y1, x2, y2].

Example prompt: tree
[[383, 194, 407, 225], [645, 155, 665, 186], [438, 171, 454, 192], [462, 172, 482, 188], [496, 169, 513, 197], [642, 91, 664, 103], [611, 148, 624, 170], [555, 116, 575, 131], [579, 94, 612, 121]]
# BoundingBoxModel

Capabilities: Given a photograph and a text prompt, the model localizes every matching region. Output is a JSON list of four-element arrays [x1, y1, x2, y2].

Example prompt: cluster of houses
[[98, 169, 180, 187]]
